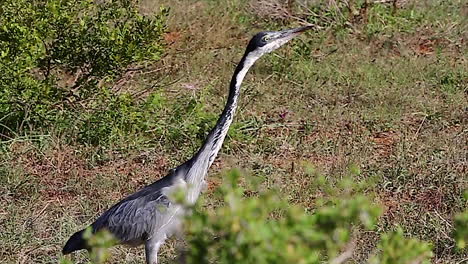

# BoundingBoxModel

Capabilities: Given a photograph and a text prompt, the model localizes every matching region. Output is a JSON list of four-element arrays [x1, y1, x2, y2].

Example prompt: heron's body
[[63, 25, 312, 263]]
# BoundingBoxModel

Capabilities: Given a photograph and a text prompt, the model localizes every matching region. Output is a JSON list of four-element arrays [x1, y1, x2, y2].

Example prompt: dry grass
[[1, 0, 467, 263]]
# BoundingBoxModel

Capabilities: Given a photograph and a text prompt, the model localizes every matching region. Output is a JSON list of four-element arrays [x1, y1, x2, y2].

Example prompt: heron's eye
[[262, 35, 271, 42]]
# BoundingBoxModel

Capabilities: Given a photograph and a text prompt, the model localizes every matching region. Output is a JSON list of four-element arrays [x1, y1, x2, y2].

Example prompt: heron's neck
[[185, 51, 260, 183]]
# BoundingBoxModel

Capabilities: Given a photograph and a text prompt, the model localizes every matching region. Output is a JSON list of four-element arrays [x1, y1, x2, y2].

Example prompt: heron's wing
[[90, 166, 189, 243], [93, 189, 171, 243]]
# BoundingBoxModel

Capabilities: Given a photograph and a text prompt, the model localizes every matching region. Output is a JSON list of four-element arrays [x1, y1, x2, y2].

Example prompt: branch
[[330, 234, 357, 264]]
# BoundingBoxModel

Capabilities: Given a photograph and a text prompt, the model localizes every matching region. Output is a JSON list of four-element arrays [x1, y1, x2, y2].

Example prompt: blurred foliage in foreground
[[453, 192, 468, 250], [0, 0, 166, 144], [183, 169, 433, 264], [59, 169, 458, 264]]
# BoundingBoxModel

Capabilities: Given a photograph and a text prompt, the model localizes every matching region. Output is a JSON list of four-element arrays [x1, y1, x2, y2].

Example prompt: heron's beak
[[277, 25, 313, 39]]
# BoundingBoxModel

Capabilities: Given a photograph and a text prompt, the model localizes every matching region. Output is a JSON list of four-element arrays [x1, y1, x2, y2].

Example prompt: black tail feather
[[63, 229, 88, 255]]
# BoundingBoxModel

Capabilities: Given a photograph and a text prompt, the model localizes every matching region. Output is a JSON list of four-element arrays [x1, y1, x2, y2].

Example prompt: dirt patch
[[164, 31, 182, 45], [371, 131, 399, 158], [378, 187, 453, 222], [8, 142, 169, 202]]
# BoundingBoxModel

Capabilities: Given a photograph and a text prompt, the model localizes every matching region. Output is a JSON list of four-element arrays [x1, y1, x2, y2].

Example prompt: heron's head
[[245, 25, 313, 57]]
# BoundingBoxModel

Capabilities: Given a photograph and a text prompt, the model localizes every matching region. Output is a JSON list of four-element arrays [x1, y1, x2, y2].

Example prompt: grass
[[1, 0, 467, 263]]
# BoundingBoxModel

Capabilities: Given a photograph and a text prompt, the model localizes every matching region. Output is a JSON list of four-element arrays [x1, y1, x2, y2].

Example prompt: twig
[[30, 202, 51, 225], [413, 114, 427, 139], [330, 233, 357, 264], [433, 209, 453, 228], [372, 0, 395, 3], [131, 77, 183, 99], [0, 121, 17, 137]]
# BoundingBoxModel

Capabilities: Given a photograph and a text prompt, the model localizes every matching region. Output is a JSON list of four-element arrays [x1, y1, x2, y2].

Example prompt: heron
[[62, 25, 312, 263]]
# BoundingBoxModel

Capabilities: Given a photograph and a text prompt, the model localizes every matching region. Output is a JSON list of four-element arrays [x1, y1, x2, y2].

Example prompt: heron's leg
[[145, 235, 166, 264]]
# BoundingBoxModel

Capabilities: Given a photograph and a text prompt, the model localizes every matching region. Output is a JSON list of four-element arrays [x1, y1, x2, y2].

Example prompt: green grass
[[1, 0, 467, 263]]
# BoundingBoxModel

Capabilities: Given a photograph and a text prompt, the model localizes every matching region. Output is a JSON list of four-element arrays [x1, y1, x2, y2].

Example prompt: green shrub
[[370, 227, 433, 264], [454, 210, 468, 250], [0, 0, 166, 137], [181, 170, 437, 264], [185, 170, 353, 263], [453, 192, 468, 250]]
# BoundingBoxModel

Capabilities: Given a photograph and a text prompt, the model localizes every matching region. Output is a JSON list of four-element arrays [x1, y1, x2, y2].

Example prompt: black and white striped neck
[[184, 49, 262, 183]]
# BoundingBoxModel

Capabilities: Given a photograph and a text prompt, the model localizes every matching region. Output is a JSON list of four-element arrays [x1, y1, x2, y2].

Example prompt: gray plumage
[[63, 25, 312, 264], [92, 173, 175, 245]]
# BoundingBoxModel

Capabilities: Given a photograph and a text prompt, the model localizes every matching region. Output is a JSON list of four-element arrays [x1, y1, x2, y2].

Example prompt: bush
[[0, 0, 166, 138], [183, 170, 433, 264], [453, 192, 468, 250], [369, 228, 433, 264]]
